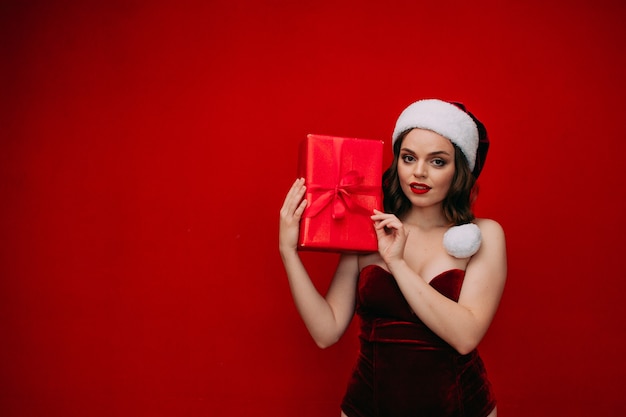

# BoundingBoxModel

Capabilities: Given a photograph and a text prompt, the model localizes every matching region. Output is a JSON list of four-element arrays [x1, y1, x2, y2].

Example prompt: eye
[[431, 158, 447, 167], [401, 154, 416, 163]]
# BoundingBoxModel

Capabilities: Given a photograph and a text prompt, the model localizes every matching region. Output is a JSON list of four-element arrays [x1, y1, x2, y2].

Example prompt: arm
[[279, 179, 359, 348], [373, 213, 507, 354]]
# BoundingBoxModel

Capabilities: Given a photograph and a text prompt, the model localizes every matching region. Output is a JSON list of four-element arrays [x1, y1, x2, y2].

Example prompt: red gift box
[[297, 134, 384, 253]]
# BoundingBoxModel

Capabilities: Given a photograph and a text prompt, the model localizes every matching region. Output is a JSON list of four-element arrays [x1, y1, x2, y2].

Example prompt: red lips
[[409, 182, 431, 194]]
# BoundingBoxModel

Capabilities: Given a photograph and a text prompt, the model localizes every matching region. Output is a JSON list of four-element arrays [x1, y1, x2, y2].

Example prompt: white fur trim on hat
[[443, 223, 482, 258], [392, 99, 479, 172]]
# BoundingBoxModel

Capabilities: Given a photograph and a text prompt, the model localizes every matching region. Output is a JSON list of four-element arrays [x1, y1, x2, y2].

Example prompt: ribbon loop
[[306, 169, 379, 219]]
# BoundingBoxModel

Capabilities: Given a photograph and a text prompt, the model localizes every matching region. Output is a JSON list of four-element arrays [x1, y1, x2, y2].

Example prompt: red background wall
[[2, 1, 625, 416]]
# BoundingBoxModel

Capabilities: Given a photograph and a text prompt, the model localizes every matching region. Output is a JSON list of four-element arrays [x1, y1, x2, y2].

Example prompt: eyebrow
[[400, 148, 452, 157]]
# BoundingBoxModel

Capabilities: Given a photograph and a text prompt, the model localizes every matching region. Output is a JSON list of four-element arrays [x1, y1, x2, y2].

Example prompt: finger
[[374, 222, 389, 240], [374, 217, 402, 231], [293, 198, 308, 218], [371, 212, 398, 222], [290, 183, 307, 213], [370, 214, 385, 221], [281, 178, 306, 212], [285, 178, 304, 202]]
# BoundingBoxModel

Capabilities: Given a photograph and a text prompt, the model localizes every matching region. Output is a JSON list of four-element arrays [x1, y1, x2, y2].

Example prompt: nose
[[414, 161, 427, 178]]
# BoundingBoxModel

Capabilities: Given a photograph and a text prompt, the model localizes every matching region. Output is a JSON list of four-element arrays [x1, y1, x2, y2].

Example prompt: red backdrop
[[2, 1, 626, 416]]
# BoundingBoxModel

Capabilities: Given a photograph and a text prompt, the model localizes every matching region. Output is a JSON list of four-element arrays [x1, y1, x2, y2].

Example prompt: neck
[[401, 205, 450, 230]]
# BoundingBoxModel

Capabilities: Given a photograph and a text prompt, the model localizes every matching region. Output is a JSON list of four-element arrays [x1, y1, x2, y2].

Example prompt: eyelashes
[[400, 154, 449, 167]]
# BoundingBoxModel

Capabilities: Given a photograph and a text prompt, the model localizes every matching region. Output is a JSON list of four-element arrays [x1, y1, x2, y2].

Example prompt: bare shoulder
[[470, 218, 507, 273], [462, 218, 507, 307], [474, 218, 506, 244]]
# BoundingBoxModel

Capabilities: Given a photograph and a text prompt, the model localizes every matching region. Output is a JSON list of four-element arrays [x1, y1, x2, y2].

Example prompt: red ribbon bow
[[306, 170, 379, 220]]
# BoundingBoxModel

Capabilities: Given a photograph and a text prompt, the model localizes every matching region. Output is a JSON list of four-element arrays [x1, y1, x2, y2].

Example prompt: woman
[[279, 99, 507, 417]]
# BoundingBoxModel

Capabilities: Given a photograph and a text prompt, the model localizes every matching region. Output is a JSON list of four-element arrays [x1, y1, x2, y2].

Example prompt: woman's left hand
[[371, 209, 408, 266]]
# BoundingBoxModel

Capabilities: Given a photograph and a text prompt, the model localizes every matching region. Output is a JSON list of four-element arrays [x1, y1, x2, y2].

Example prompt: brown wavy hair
[[382, 130, 477, 225]]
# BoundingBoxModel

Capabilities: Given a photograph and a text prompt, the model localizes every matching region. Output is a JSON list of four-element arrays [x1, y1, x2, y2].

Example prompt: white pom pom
[[443, 223, 482, 258]]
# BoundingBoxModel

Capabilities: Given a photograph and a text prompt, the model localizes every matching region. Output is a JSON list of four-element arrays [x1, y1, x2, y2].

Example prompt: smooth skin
[[280, 129, 506, 417]]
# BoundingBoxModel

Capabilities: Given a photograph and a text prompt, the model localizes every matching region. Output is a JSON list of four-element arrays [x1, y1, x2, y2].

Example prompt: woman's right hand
[[279, 178, 307, 253]]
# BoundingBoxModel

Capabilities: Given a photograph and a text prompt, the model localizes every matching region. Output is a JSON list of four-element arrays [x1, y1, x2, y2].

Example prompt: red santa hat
[[392, 99, 489, 178]]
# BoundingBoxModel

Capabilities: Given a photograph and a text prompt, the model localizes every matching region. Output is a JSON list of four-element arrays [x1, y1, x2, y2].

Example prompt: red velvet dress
[[341, 265, 496, 417]]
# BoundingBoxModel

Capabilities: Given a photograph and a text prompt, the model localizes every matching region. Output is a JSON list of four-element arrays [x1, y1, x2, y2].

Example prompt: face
[[397, 128, 456, 208]]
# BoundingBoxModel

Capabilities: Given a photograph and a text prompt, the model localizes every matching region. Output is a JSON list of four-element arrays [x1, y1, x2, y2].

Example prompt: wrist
[[279, 244, 298, 259], [386, 258, 408, 275]]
